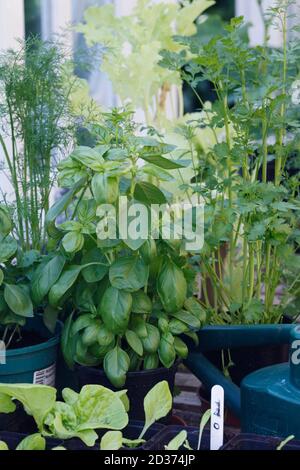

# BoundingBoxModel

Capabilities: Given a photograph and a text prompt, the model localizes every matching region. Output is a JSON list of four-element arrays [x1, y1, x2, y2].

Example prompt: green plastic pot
[[0, 315, 62, 384]]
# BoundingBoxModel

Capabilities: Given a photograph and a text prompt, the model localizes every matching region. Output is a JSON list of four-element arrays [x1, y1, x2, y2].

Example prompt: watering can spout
[[290, 325, 300, 390]]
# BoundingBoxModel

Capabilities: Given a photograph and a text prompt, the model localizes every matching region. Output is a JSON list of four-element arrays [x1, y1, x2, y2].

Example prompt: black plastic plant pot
[[0, 432, 63, 450], [222, 434, 300, 451], [144, 425, 237, 451], [75, 362, 180, 422], [65, 421, 165, 451]]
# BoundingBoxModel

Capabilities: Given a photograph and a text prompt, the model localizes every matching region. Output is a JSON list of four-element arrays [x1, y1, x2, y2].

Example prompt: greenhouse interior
[[0, 0, 300, 458]]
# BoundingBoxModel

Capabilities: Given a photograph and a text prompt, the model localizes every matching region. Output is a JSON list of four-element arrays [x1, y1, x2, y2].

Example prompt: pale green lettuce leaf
[[0, 384, 56, 431], [140, 381, 172, 439], [165, 430, 187, 450], [100, 431, 123, 450], [16, 434, 46, 451]]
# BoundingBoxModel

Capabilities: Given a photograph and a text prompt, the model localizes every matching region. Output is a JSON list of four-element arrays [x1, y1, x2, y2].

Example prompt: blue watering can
[[185, 324, 300, 438]]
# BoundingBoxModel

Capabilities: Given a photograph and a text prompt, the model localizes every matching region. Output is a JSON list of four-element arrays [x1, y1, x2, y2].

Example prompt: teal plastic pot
[[0, 315, 62, 384]]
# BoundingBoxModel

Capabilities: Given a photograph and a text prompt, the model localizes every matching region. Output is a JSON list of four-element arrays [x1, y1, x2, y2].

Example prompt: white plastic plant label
[[33, 363, 56, 386], [210, 385, 224, 450]]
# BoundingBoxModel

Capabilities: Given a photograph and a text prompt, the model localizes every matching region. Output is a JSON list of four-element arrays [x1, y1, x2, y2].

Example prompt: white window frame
[[41, 0, 73, 47], [0, 0, 25, 197], [0, 0, 25, 50]]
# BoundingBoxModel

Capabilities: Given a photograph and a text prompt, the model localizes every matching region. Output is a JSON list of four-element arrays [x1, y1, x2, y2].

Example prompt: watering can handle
[[186, 352, 242, 418], [195, 324, 293, 352]]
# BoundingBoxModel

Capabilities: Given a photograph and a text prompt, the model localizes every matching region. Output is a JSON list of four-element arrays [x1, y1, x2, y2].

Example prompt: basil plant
[[0, 205, 38, 347], [38, 110, 206, 387]]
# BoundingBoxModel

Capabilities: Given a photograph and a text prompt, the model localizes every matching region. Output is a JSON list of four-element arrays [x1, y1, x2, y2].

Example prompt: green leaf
[[122, 437, 146, 448], [106, 148, 129, 161], [70, 146, 107, 168], [184, 297, 207, 322], [100, 286, 132, 334], [169, 319, 189, 335], [0, 393, 16, 413], [49, 266, 82, 307], [115, 390, 130, 412], [45, 179, 85, 235], [109, 257, 149, 292], [131, 290, 152, 313], [16, 434, 46, 451], [140, 154, 186, 169], [197, 409, 211, 450], [61, 312, 77, 369], [130, 315, 148, 338], [165, 430, 187, 450], [32, 255, 66, 305], [134, 182, 167, 205], [0, 269, 3, 287], [184, 331, 199, 347], [0, 441, 8, 450], [170, 310, 201, 329], [125, 330, 143, 356], [276, 435, 295, 450], [77, 199, 97, 224], [242, 299, 264, 323], [82, 324, 101, 347], [141, 324, 160, 354], [4, 284, 33, 317], [104, 346, 130, 388], [141, 164, 174, 181], [92, 174, 119, 204], [19, 250, 40, 268], [144, 353, 159, 370], [158, 336, 176, 368], [140, 381, 172, 438], [0, 237, 18, 263], [62, 232, 84, 254], [71, 314, 95, 336], [157, 259, 187, 313], [97, 325, 115, 346], [43, 305, 59, 334], [100, 431, 123, 450], [59, 221, 82, 232], [82, 248, 109, 283], [73, 384, 128, 430], [44, 385, 128, 445], [173, 337, 188, 359], [0, 384, 56, 431], [0, 206, 12, 236]]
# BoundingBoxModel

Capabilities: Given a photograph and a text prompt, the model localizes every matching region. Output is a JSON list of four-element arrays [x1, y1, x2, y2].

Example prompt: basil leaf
[[32, 255, 66, 305], [125, 330, 143, 356], [4, 284, 33, 318], [100, 286, 132, 334], [104, 346, 130, 388], [134, 182, 167, 205], [109, 257, 149, 292], [49, 266, 82, 307]]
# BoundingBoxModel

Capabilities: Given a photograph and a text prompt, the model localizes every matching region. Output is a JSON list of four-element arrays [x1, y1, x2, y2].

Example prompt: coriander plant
[[160, 3, 300, 324]]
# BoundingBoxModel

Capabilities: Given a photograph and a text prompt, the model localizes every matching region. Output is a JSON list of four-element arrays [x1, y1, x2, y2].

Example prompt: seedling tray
[[144, 425, 236, 451], [222, 434, 300, 451]]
